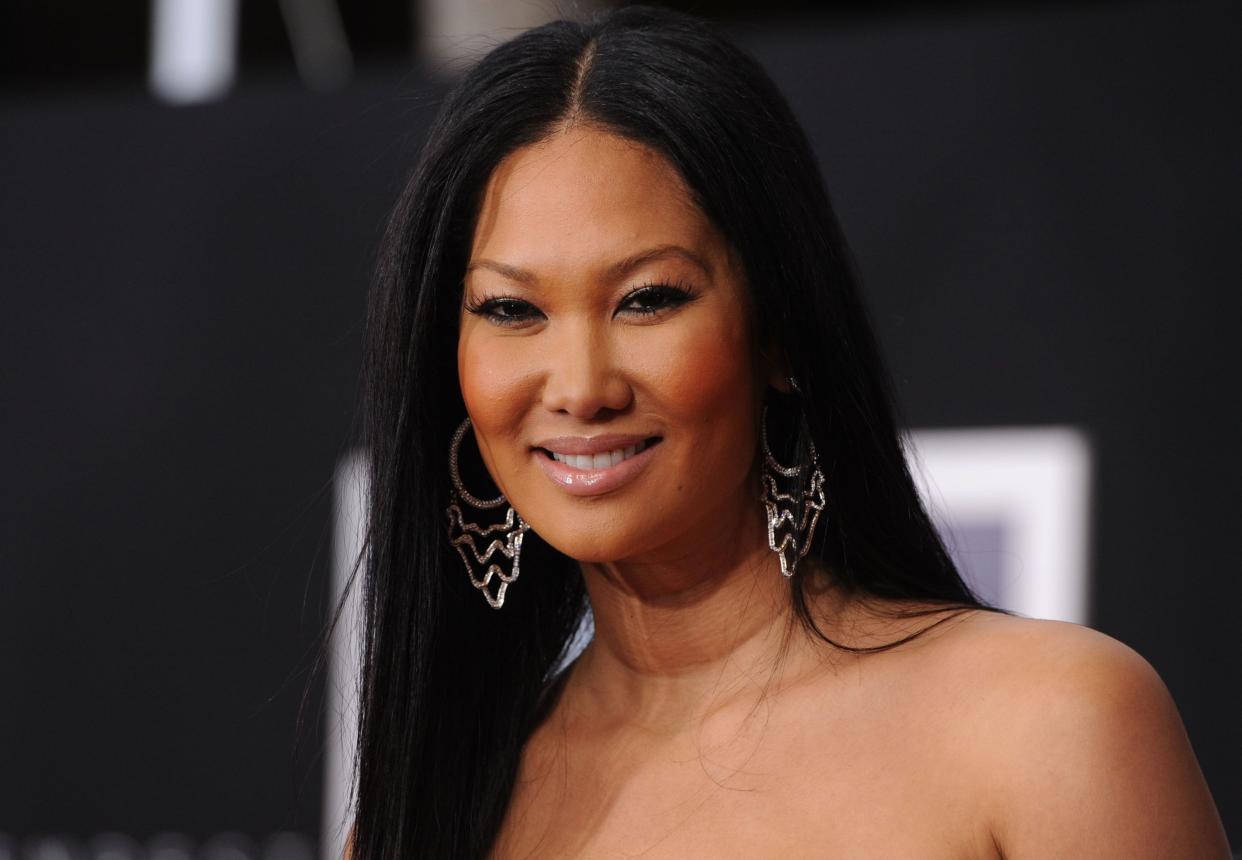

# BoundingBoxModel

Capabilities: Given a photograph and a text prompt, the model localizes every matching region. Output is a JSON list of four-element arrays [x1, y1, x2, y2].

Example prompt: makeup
[[532, 435, 662, 497]]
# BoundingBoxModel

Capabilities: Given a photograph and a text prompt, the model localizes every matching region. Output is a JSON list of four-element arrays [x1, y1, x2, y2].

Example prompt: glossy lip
[[531, 434, 662, 497]]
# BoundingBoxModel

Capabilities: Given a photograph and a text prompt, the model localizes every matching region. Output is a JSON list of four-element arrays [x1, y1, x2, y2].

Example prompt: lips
[[532, 435, 662, 497], [548, 437, 654, 470]]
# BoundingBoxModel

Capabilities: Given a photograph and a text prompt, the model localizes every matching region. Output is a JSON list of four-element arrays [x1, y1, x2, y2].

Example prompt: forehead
[[469, 126, 726, 275]]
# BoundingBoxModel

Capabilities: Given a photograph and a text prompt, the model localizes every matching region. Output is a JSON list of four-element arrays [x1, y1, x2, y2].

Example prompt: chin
[[530, 519, 661, 565]]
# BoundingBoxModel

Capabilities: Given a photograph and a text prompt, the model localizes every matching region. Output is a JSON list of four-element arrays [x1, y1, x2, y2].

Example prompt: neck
[[567, 485, 822, 736]]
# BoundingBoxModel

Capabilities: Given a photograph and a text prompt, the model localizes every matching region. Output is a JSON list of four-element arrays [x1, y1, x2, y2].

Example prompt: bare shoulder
[[933, 610, 1191, 730], [923, 607, 1160, 686], [927, 610, 1231, 859]]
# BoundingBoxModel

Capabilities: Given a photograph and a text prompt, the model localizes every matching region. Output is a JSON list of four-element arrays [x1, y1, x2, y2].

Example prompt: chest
[[490, 695, 999, 859]]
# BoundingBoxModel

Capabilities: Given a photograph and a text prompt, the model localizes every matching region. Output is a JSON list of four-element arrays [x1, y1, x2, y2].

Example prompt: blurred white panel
[[418, 0, 603, 70], [907, 426, 1092, 623], [199, 832, 257, 860], [322, 452, 367, 860], [148, 833, 195, 860], [553, 601, 594, 677], [89, 833, 144, 860], [149, 0, 239, 104]]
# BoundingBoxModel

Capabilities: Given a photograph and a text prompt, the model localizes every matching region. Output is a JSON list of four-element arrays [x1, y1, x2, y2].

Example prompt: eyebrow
[[465, 243, 714, 285]]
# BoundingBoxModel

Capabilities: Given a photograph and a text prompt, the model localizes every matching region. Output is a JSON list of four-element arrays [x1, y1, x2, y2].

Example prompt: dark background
[[1, 0, 1237, 852]]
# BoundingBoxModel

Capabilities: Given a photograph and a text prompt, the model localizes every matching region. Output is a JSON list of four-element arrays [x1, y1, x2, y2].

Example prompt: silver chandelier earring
[[760, 379, 827, 577], [446, 416, 530, 609]]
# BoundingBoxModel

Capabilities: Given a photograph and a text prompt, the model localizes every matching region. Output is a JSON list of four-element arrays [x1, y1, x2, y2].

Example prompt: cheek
[[635, 306, 758, 475], [664, 324, 750, 409], [457, 325, 540, 485]]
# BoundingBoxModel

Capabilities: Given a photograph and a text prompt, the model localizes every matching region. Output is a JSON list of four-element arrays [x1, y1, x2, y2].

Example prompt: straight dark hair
[[345, 5, 1000, 857]]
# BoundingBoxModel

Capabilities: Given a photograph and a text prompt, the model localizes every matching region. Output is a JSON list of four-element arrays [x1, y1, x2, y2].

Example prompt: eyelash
[[463, 280, 698, 327]]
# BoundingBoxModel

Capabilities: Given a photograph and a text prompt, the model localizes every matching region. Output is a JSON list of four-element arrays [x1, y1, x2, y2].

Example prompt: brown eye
[[618, 283, 697, 317], [465, 297, 543, 326]]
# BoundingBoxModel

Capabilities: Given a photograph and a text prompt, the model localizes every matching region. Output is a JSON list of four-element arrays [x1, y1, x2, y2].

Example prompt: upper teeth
[[551, 439, 648, 470]]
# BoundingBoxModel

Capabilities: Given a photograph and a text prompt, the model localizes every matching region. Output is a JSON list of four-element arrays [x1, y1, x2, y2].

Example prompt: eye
[[617, 281, 698, 317], [464, 296, 543, 327]]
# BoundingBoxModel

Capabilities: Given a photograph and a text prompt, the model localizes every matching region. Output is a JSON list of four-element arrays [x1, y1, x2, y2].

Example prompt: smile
[[532, 435, 662, 497], [548, 437, 654, 470]]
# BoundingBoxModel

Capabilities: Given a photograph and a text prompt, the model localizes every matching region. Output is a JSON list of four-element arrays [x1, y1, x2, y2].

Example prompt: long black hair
[[346, 5, 999, 857]]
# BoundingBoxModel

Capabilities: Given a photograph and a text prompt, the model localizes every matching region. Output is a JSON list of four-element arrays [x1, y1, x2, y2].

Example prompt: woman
[[344, 5, 1229, 857]]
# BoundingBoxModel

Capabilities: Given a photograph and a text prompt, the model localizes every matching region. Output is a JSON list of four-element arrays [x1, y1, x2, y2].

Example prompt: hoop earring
[[760, 381, 827, 577], [446, 416, 530, 609]]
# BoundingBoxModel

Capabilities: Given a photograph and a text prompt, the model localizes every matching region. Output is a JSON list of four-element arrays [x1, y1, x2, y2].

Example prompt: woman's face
[[459, 125, 774, 565]]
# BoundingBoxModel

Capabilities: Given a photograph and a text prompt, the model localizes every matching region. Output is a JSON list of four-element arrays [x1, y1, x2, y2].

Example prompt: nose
[[539, 321, 632, 419]]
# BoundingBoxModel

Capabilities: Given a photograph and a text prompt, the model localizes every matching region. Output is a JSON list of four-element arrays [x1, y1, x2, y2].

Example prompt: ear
[[758, 337, 793, 394]]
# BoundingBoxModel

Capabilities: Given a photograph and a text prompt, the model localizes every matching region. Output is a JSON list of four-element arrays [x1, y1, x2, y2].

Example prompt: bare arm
[[989, 626, 1230, 858]]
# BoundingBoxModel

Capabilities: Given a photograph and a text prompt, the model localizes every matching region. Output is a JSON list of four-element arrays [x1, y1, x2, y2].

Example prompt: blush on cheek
[[654, 317, 759, 494], [664, 315, 753, 414], [458, 328, 527, 416], [456, 329, 540, 490]]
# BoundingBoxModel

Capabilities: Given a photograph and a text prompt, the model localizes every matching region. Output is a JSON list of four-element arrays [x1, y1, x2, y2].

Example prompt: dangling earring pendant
[[446, 417, 530, 609], [760, 391, 827, 577]]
